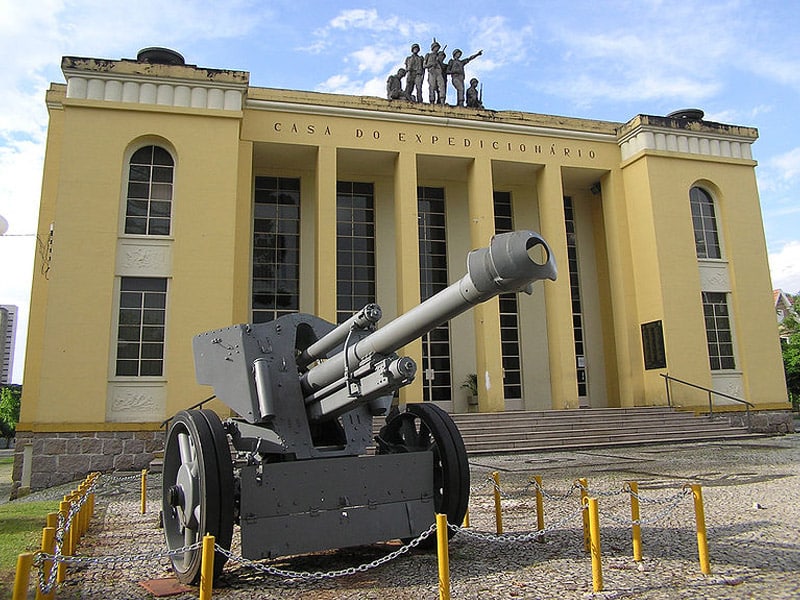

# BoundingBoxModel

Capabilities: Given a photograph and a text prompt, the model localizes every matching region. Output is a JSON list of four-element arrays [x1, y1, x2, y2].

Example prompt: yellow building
[[12, 49, 790, 494]]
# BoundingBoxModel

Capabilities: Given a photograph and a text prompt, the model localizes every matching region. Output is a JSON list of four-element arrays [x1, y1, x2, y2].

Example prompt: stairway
[[445, 406, 760, 454]]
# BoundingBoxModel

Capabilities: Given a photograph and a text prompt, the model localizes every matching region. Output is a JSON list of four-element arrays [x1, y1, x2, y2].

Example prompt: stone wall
[[713, 410, 796, 434], [9, 430, 164, 499]]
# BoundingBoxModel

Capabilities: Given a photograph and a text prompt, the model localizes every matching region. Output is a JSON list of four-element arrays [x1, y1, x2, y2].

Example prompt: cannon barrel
[[296, 303, 382, 370], [300, 230, 556, 397]]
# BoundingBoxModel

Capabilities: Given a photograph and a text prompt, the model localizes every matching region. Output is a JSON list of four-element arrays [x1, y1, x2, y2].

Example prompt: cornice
[[618, 116, 757, 162], [245, 98, 619, 144], [62, 66, 248, 112]]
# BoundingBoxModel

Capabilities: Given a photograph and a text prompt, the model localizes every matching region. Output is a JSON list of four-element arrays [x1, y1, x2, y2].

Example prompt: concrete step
[[372, 406, 761, 454]]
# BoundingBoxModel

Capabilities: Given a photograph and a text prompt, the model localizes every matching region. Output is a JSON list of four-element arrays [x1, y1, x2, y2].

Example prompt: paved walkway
[[11, 435, 800, 598]]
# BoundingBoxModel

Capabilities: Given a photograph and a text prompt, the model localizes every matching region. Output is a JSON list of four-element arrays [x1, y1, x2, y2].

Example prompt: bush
[[0, 385, 21, 444]]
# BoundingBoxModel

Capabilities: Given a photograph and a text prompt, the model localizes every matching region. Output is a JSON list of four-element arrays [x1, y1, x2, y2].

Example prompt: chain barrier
[[486, 477, 695, 532], [451, 503, 587, 544], [215, 522, 438, 582], [26, 470, 698, 595], [31, 471, 159, 595]]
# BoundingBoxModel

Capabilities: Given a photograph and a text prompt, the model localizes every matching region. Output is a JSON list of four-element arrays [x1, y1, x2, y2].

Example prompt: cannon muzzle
[[300, 230, 556, 401]]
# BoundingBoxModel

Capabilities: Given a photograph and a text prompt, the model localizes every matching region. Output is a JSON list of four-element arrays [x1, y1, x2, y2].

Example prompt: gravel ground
[[18, 434, 800, 599]]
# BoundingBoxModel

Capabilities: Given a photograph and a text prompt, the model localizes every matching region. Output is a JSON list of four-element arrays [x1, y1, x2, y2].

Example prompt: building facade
[[12, 51, 790, 494], [1, 305, 17, 384]]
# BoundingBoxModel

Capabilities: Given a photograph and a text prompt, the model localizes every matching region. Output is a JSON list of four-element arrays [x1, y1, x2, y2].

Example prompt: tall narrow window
[[702, 292, 736, 370], [252, 177, 301, 323], [336, 182, 376, 324], [116, 277, 167, 376], [494, 191, 523, 401], [418, 187, 451, 402], [125, 145, 174, 236], [564, 197, 588, 397], [690, 187, 721, 259]]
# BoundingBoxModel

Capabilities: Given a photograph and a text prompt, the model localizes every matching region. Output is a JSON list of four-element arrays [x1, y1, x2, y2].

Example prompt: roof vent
[[666, 108, 704, 120], [137, 47, 185, 66]]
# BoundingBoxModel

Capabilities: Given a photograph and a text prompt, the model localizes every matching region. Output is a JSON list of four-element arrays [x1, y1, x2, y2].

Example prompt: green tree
[[781, 311, 800, 412], [0, 384, 21, 443]]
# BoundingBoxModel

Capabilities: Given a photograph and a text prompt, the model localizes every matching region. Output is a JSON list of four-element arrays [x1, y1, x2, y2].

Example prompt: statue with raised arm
[[447, 48, 482, 107], [424, 39, 447, 104], [404, 43, 424, 102]]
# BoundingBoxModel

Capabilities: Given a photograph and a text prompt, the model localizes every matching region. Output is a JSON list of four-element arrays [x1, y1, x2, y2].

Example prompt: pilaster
[[537, 166, 579, 409], [393, 151, 423, 403], [467, 157, 504, 412], [314, 146, 337, 322]]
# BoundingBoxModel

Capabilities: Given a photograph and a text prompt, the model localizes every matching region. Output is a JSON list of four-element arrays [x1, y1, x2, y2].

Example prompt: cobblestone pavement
[[18, 434, 800, 599]]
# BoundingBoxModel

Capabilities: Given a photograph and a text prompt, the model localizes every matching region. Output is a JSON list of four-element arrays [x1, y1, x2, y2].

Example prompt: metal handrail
[[159, 395, 217, 429], [660, 373, 753, 431]]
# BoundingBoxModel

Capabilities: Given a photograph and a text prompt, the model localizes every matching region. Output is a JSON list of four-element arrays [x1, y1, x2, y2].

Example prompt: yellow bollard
[[56, 500, 70, 583], [46, 512, 58, 530], [628, 482, 642, 562], [436, 514, 451, 600], [533, 475, 545, 542], [76, 485, 87, 539], [88, 492, 95, 522], [578, 478, 589, 552], [12, 552, 33, 600], [462, 507, 470, 528], [491, 471, 503, 534], [141, 469, 148, 514], [691, 484, 711, 574], [587, 497, 603, 592], [199, 534, 215, 600], [36, 526, 56, 600]]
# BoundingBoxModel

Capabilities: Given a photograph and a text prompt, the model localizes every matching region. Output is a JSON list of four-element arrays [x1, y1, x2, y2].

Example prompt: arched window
[[124, 145, 174, 235], [690, 187, 721, 259]]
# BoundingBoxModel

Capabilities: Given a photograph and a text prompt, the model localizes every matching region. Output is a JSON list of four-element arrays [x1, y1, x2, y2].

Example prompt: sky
[[1, 0, 799, 383]]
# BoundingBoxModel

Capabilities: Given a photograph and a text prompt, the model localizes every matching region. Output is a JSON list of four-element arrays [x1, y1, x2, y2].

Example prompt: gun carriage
[[162, 230, 556, 583]]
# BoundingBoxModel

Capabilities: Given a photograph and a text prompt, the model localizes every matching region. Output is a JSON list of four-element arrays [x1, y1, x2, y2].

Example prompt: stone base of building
[[9, 430, 164, 500], [712, 410, 796, 434]]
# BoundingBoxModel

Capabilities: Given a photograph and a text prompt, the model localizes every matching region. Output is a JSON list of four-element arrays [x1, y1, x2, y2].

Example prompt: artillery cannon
[[162, 230, 556, 583]]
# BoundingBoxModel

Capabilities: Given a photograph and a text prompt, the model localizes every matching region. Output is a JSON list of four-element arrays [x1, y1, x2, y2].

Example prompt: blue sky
[[1, 0, 799, 383]]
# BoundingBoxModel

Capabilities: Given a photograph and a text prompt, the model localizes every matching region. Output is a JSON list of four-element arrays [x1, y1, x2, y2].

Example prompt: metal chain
[[451, 504, 587, 544], [485, 476, 539, 500], [531, 479, 581, 501], [627, 486, 693, 506], [574, 480, 625, 498], [602, 488, 693, 527], [34, 471, 153, 594], [215, 522, 438, 581]]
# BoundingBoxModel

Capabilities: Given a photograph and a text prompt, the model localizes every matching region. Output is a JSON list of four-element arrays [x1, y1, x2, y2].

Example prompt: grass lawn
[[0, 499, 60, 595], [0, 457, 58, 596]]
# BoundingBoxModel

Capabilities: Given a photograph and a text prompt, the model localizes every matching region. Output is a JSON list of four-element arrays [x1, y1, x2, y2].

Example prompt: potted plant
[[461, 373, 479, 407]]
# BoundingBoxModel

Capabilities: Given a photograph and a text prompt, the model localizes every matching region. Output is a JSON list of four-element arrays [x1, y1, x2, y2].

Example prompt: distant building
[[0, 305, 17, 384], [774, 289, 796, 340], [774, 289, 794, 323], [12, 49, 791, 493]]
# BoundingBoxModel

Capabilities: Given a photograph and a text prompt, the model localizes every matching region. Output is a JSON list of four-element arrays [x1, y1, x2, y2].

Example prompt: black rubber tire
[[377, 403, 470, 536], [162, 410, 234, 584]]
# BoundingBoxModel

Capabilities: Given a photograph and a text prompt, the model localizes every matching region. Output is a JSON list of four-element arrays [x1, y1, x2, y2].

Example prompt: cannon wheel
[[162, 409, 234, 584], [376, 403, 470, 538]]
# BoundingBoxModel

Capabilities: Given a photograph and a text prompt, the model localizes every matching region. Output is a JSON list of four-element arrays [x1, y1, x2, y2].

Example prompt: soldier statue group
[[387, 39, 483, 108]]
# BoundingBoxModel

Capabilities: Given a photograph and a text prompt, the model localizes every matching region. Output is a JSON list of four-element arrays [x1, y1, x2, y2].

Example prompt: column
[[537, 165, 578, 409], [467, 157, 505, 412], [314, 146, 337, 322], [393, 151, 424, 404], [600, 171, 638, 407]]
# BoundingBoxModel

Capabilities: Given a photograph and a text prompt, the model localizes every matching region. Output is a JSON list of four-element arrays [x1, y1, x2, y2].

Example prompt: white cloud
[[769, 241, 800, 294], [770, 147, 800, 182]]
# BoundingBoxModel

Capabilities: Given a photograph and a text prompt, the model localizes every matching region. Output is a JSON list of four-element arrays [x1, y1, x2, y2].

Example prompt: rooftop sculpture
[[388, 39, 483, 108]]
